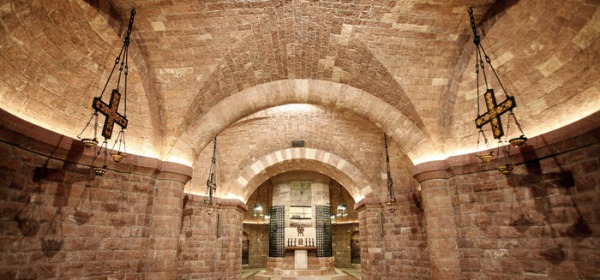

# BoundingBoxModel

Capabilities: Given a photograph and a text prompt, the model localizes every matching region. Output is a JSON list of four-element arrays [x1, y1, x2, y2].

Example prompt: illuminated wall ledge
[[184, 193, 249, 213], [353, 196, 384, 212], [352, 189, 415, 212], [413, 111, 600, 182], [0, 108, 192, 182]]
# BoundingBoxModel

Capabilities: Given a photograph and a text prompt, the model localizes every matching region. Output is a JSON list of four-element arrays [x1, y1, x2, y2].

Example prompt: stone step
[[275, 268, 334, 276], [255, 268, 348, 280]]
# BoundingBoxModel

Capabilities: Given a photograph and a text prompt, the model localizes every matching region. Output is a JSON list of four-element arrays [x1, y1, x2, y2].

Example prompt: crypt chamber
[[0, 0, 599, 279]]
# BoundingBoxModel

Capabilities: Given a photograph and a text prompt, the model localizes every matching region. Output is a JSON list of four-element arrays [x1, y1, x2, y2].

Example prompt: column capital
[[217, 197, 249, 213], [156, 161, 193, 184], [412, 160, 451, 183], [354, 197, 383, 212]]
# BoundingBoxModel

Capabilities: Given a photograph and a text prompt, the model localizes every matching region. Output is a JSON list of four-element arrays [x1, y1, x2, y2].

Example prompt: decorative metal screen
[[315, 205, 332, 257], [269, 205, 285, 257]]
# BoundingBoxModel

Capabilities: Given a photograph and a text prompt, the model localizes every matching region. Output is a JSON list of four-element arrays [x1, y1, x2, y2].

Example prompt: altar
[[255, 173, 346, 279], [286, 246, 317, 269], [258, 251, 343, 280], [257, 220, 342, 279]]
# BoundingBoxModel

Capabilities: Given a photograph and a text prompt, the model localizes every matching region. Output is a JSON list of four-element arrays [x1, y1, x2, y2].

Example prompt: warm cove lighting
[[167, 155, 193, 166], [185, 190, 204, 197], [1, 109, 166, 161], [226, 193, 244, 203], [411, 153, 448, 166], [271, 103, 319, 113], [125, 147, 160, 160]]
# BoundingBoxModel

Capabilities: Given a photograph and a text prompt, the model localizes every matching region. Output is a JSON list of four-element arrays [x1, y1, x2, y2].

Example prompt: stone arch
[[167, 79, 442, 167], [351, 231, 361, 264], [167, 15, 426, 149], [222, 148, 376, 203], [242, 232, 249, 265]]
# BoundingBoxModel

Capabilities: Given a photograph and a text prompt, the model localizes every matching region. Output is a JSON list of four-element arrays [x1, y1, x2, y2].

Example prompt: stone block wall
[[356, 196, 431, 280], [452, 140, 600, 279], [0, 155, 152, 279], [353, 137, 430, 280], [176, 195, 246, 280], [331, 223, 357, 268], [413, 113, 600, 279], [381, 196, 430, 279], [243, 223, 269, 268], [357, 201, 385, 279], [0, 110, 191, 279], [218, 202, 245, 280]]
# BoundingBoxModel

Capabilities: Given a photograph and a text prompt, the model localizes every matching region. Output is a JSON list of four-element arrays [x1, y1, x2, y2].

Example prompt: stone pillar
[[413, 161, 460, 280], [216, 199, 246, 280], [144, 162, 192, 280], [355, 198, 385, 280]]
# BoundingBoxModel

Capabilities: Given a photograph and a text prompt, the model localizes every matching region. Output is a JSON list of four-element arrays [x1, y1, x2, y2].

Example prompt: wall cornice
[[413, 111, 600, 183]]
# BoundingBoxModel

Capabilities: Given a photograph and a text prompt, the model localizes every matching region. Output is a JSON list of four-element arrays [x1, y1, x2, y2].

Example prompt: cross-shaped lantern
[[77, 9, 136, 175], [468, 7, 527, 174], [93, 89, 128, 139]]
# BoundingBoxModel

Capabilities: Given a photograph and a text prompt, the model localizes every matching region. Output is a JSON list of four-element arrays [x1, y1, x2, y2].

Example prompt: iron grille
[[316, 205, 332, 257], [269, 205, 285, 257]]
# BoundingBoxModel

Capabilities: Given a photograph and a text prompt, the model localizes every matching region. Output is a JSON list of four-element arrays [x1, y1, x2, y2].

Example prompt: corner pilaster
[[413, 161, 460, 280]]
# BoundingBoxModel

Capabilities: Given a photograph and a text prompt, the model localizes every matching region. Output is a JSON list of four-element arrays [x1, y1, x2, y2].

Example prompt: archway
[[351, 231, 360, 265], [167, 80, 441, 167], [222, 147, 376, 203], [242, 232, 249, 266]]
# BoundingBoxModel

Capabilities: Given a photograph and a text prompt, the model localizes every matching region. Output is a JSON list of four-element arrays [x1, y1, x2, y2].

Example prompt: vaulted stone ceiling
[[1, 0, 599, 200]]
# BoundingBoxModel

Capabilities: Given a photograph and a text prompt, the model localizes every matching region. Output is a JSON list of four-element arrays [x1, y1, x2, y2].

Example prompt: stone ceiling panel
[[449, 0, 600, 156], [1, 0, 598, 171], [0, 0, 159, 156]]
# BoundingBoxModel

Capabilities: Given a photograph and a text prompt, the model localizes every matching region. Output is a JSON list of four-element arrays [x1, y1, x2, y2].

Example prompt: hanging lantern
[[77, 9, 137, 173], [336, 185, 347, 218], [384, 134, 397, 212], [205, 137, 218, 208], [253, 186, 264, 219], [468, 7, 527, 173]]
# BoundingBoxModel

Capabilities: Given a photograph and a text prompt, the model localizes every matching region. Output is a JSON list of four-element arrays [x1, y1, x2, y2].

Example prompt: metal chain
[[98, 45, 124, 100], [123, 9, 135, 116], [511, 111, 525, 135], [384, 134, 395, 202], [206, 137, 217, 204], [125, 9, 136, 44], [468, 7, 479, 45]]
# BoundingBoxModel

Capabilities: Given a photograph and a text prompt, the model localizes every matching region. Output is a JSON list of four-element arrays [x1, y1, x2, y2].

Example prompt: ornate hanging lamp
[[384, 134, 396, 213], [330, 187, 336, 223], [263, 186, 271, 223], [469, 7, 527, 174], [205, 137, 218, 208], [252, 186, 264, 219], [77, 9, 136, 175], [336, 185, 347, 219]]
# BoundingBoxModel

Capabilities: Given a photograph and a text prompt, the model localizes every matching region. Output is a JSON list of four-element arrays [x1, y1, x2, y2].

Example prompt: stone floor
[[241, 267, 361, 280], [337, 267, 361, 279], [241, 268, 264, 279]]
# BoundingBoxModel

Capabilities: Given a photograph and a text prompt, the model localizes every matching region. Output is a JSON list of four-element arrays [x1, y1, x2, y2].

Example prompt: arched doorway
[[351, 231, 360, 265], [242, 232, 249, 266]]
